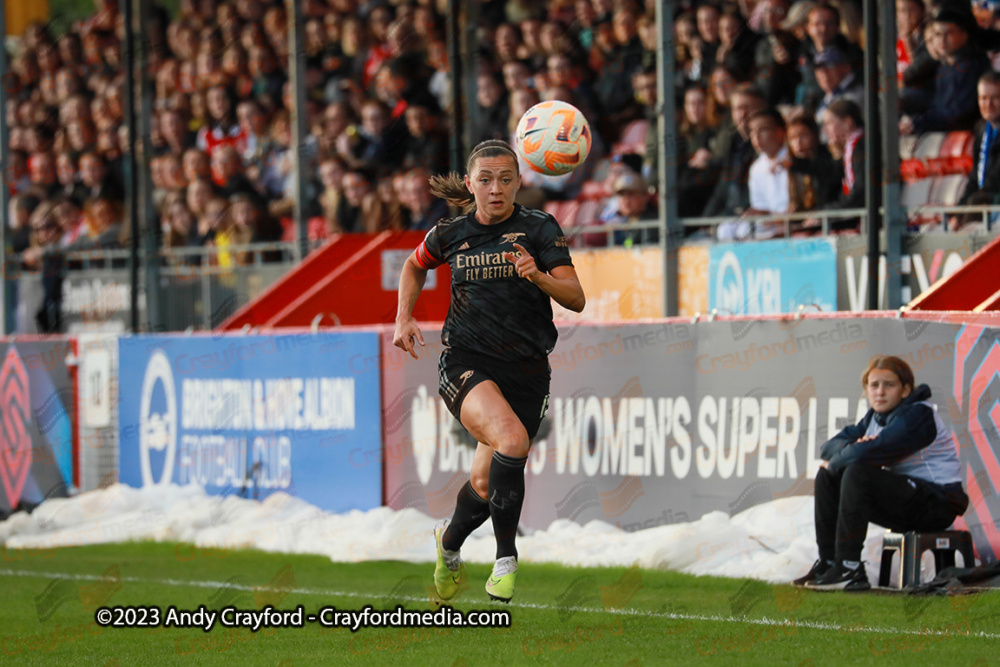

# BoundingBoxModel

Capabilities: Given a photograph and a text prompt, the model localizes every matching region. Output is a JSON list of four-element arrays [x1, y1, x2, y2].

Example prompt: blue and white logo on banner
[[119, 333, 382, 512], [709, 238, 837, 314]]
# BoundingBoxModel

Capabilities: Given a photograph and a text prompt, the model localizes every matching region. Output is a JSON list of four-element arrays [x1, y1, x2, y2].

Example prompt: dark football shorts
[[438, 347, 550, 441]]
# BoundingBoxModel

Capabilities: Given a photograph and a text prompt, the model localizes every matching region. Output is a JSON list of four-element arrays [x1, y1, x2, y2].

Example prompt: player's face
[[865, 368, 912, 414], [466, 155, 520, 224]]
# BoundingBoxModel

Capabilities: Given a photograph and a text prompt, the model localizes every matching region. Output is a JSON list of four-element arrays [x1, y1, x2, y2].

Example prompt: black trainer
[[807, 561, 871, 592], [792, 559, 833, 588]]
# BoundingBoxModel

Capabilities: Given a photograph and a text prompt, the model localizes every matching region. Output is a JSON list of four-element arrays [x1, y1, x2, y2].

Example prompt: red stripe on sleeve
[[414, 241, 443, 270]]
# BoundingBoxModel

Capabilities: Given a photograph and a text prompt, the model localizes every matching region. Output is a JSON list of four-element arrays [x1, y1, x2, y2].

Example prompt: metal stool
[[878, 530, 976, 589]]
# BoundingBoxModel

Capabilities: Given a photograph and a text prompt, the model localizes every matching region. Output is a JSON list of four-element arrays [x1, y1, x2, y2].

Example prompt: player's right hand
[[393, 319, 426, 359]]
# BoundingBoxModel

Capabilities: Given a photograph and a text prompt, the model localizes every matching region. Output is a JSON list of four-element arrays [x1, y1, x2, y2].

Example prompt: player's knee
[[494, 424, 530, 458], [470, 474, 489, 499]]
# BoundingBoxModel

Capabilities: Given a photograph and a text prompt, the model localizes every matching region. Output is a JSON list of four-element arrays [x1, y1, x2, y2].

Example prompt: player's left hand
[[504, 243, 541, 282]]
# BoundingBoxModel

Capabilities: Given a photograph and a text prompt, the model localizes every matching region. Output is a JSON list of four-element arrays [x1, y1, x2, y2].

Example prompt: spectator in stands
[[676, 84, 719, 218], [702, 84, 766, 218], [787, 116, 841, 214], [695, 3, 722, 79], [796, 4, 863, 114], [502, 60, 532, 94], [637, 13, 658, 70], [196, 196, 227, 248], [20, 200, 64, 333], [28, 152, 59, 199], [79, 152, 122, 204], [473, 71, 510, 143], [71, 197, 125, 251], [7, 151, 32, 197], [949, 70, 1000, 232], [546, 52, 600, 122], [572, 0, 599, 51], [182, 148, 211, 186], [228, 194, 271, 264], [198, 85, 246, 157], [599, 170, 657, 247], [896, 0, 928, 85], [401, 168, 449, 231], [338, 99, 404, 172], [318, 157, 347, 233], [161, 192, 197, 255], [627, 66, 657, 178], [812, 46, 866, 139], [161, 108, 195, 157], [674, 10, 703, 86], [820, 98, 865, 227], [401, 104, 447, 174], [7, 194, 40, 257], [593, 5, 645, 134], [248, 45, 286, 110], [203, 197, 244, 267], [373, 173, 409, 233], [186, 178, 214, 221], [336, 171, 379, 233], [900, 8, 989, 135], [55, 153, 86, 206], [745, 108, 791, 236], [210, 145, 264, 210], [754, 0, 800, 108], [53, 196, 86, 248], [237, 100, 268, 164], [707, 64, 737, 131], [715, 5, 759, 83]]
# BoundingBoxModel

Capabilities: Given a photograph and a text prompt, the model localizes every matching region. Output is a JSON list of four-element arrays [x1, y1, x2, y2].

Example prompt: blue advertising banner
[[118, 332, 382, 512], [709, 238, 837, 315]]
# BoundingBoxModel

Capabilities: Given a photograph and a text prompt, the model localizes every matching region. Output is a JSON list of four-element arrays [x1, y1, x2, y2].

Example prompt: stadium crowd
[[5, 0, 1000, 286]]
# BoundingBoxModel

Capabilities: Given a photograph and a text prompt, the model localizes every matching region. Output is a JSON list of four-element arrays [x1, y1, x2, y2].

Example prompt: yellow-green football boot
[[485, 556, 517, 602]]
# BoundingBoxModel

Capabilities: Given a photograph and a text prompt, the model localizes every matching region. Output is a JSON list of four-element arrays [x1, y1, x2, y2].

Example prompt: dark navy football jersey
[[414, 204, 573, 363]]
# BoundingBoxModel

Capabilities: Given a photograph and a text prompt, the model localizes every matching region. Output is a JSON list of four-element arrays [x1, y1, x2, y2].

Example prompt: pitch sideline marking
[[1, 567, 997, 639]]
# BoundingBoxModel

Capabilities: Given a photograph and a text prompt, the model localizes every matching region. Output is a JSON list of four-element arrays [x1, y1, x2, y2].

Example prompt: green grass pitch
[[0, 542, 998, 665]]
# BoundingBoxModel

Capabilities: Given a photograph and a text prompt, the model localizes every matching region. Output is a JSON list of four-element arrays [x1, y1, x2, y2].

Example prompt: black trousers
[[814, 463, 961, 562]]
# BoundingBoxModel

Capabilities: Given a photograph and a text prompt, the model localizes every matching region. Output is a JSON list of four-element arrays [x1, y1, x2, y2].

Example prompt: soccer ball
[[515, 101, 592, 176]]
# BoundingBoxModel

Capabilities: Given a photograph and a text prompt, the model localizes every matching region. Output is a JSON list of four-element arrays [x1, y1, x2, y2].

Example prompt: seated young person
[[795, 355, 969, 591]]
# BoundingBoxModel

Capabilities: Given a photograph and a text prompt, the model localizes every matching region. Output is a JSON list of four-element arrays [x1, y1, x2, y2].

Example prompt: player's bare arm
[[503, 242, 586, 312], [393, 253, 428, 359]]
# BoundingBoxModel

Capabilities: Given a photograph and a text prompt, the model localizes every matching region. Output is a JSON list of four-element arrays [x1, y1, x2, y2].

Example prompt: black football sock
[[442, 481, 491, 552], [488, 451, 527, 560]]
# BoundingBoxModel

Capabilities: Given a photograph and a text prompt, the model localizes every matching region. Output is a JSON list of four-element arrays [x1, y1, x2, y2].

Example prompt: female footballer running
[[394, 139, 585, 602]]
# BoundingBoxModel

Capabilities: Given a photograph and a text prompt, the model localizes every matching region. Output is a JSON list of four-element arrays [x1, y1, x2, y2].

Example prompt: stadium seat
[[927, 131, 974, 176], [915, 132, 947, 161], [902, 178, 935, 225], [612, 119, 650, 156], [933, 174, 969, 206], [580, 179, 612, 200], [574, 198, 609, 247], [560, 199, 581, 229], [544, 200, 582, 230], [946, 131, 974, 175], [879, 530, 975, 589], [899, 134, 919, 161], [902, 178, 933, 207], [900, 157, 927, 183]]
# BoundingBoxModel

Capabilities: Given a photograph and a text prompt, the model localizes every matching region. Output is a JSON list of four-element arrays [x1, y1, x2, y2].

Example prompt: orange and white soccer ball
[[515, 101, 592, 176]]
